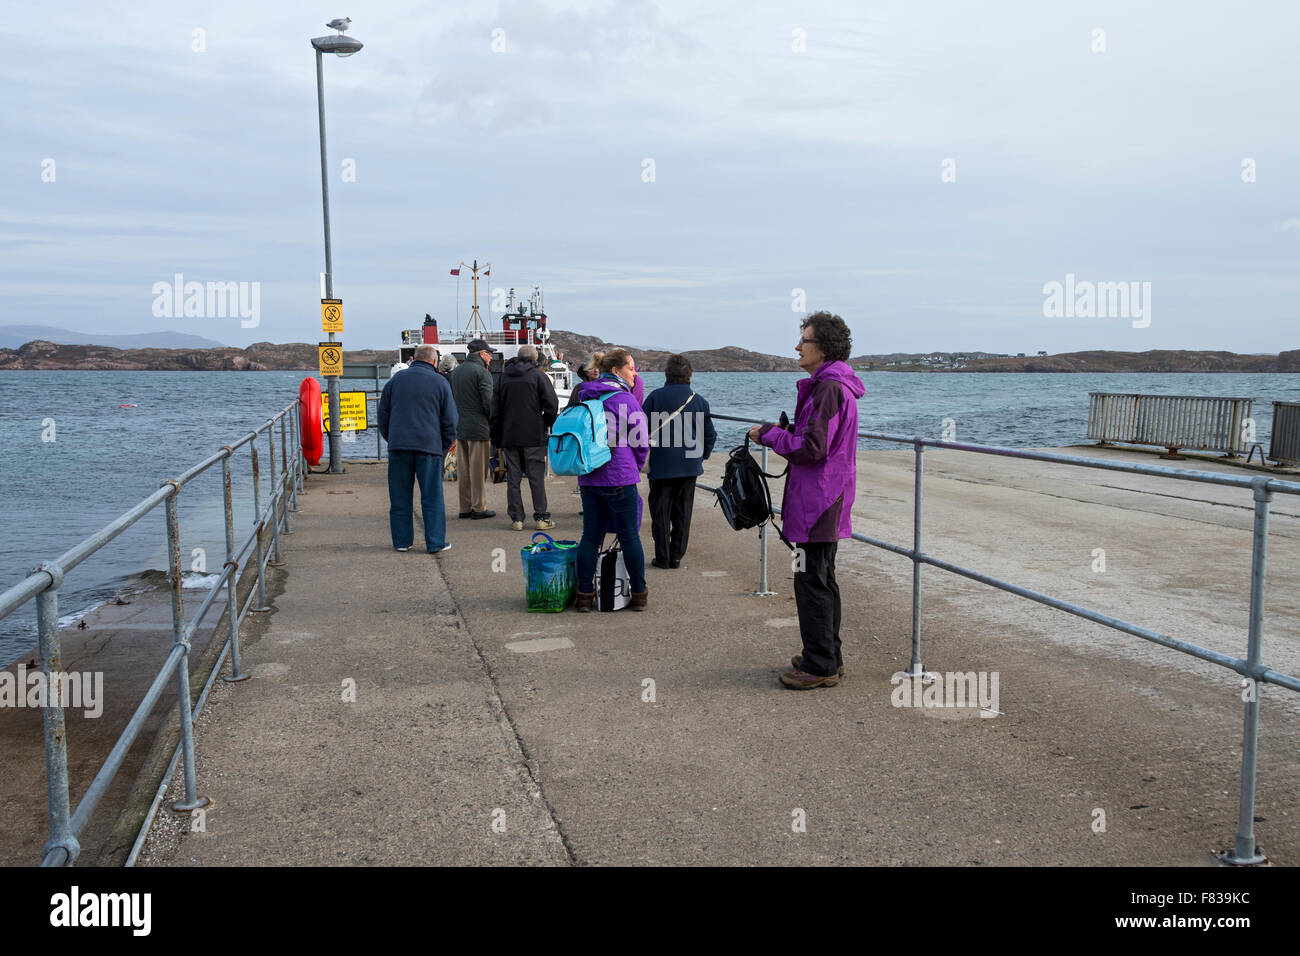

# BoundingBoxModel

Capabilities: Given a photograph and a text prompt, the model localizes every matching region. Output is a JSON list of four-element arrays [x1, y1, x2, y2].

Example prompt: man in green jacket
[[450, 339, 496, 519]]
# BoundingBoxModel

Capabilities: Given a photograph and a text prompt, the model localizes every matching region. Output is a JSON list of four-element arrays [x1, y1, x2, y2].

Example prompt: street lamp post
[[310, 26, 363, 475]]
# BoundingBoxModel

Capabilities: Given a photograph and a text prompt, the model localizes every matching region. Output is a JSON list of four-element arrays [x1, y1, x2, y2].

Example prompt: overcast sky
[[6, 0, 1299, 356]]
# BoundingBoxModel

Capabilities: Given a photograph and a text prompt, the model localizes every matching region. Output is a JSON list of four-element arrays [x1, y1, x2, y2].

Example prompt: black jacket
[[378, 360, 459, 455], [490, 357, 559, 448]]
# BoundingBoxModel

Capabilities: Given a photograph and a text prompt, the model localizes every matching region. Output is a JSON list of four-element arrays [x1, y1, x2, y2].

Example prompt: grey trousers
[[504, 446, 549, 521]]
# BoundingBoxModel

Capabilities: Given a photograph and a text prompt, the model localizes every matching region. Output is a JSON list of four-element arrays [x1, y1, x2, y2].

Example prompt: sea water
[[0, 369, 1296, 665]]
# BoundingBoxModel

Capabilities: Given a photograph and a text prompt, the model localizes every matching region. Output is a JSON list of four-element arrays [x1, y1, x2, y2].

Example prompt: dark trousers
[[388, 450, 446, 551], [793, 542, 841, 677], [576, 484, 647, 594], [503, 446, 549, 521], [648, 476, 696, 564]]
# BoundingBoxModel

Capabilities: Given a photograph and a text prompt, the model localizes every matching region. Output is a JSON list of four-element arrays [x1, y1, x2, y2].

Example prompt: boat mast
[[454, 258, 490, 334]]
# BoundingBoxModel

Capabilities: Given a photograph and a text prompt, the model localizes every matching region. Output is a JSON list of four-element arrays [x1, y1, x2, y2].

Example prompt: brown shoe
[[629, 589, 647, 611], [575, 591, 594, 613], [779, 667, 840, 690], [792, 655, 845, 677]]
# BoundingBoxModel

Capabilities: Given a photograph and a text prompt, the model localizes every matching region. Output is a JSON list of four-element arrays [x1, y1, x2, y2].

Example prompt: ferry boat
[[391, 262, 572, 395]]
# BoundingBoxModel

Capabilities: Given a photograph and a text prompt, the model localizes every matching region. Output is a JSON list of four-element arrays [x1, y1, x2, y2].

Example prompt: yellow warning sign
[[322, 391, 368, 432], [321, 299, 344, 333], [318, 342, 343, 377]]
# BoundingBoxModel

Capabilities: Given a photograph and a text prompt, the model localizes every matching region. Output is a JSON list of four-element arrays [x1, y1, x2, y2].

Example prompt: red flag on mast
[[450, 268, 461, 276]]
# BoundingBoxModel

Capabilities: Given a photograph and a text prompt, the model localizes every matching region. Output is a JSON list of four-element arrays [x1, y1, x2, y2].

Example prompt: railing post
[[289, 404, 303, 508], [220, 451, 249, 683], [906, 439, 927, 679], [250, 446, 271, 613], [754, 444, 774, 596], [1225, 478, 1272, 864], [34, 563, 79, 866], [163, 484, 209, 814], [267, 428, 283, 566], [280, 415, 294, 533]]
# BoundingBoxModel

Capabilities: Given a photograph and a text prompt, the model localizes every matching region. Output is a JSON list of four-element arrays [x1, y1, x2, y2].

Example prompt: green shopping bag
[[521, 532, 578, 612]]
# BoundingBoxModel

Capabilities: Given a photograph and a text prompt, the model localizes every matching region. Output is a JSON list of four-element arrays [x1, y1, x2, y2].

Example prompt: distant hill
[[948, 349, 1300, 373], [0, 325, 228, 350], [0, 340, 389, 371], [1, 334, 1295, 375], [548, 330, 800, 372]]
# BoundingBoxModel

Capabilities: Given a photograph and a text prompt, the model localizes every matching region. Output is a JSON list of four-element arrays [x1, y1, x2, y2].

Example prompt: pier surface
[[139, 447, 1300, 865]]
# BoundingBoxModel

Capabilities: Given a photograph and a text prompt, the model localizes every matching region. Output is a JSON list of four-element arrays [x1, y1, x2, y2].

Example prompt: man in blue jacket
[[378, 344, 459, 554], [642, 354, 716, 569]]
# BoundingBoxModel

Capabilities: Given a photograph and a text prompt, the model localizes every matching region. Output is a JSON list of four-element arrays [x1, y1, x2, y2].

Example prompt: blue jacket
[[641, 383, 716, 480], [378, 360, 458, 456]]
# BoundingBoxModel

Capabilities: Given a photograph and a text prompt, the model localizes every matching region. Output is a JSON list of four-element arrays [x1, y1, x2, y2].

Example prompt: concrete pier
[[138, 446, 1300, 865]]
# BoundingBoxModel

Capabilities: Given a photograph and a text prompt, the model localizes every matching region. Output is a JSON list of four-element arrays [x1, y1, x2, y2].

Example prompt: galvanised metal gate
[[1087, 392, 1254, 458]]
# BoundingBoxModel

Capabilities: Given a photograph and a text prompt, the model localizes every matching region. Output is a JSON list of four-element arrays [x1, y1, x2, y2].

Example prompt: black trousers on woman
[[647, 476, 697, 566], [793, 541, 842, 677]]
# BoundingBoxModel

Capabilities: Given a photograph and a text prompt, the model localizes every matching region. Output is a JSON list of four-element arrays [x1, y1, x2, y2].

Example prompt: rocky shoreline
[[1, 336, 1296, 374]]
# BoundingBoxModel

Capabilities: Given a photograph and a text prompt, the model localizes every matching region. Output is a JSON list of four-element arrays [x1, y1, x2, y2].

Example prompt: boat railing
[[0, 400, 304, 866], [700, 412, 1300, 865]]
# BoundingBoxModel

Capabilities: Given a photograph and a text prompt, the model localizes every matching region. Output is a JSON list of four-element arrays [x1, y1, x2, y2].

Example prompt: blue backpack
[[549, 391, 618, 475]]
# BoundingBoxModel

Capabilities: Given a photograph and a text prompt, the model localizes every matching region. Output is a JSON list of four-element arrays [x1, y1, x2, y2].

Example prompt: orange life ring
[[299, 377, 323, 466]]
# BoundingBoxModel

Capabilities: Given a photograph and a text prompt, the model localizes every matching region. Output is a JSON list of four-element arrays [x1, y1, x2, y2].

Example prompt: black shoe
[[469, 510, 496, 520], [458, 512, 472, 519], [650, 558, 670, 570], [668, 560, 680, 569]]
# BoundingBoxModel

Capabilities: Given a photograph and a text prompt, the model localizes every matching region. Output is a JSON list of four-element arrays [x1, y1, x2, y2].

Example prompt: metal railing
[[700, 413, 1300, 865], [1087, 392, 1253, 457], [0, 400, 304, 866], [1270, 402, 1300, 468]]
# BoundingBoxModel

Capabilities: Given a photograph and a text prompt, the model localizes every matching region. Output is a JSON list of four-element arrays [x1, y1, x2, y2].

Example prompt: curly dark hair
[[800, 311, 852, 363], [664, 354, 692, 384]]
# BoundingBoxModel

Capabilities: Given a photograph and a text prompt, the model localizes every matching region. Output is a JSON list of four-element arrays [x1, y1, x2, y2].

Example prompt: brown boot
[[575, 591, 595, 613], [629, 589, 647, 611]]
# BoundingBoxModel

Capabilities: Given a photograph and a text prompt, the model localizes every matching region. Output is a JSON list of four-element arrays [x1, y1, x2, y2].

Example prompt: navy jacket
[[378, 360, 459, 456], [641, 383, 716, 480]]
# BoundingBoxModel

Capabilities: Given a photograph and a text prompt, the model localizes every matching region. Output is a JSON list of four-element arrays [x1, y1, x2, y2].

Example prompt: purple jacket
[[575, 374, 649, 487], [756, 360, 865, 543]]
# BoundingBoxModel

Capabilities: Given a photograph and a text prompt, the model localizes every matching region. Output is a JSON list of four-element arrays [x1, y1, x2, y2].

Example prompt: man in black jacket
[[490, 345, 559, 531], [378, 345, 459, 553]]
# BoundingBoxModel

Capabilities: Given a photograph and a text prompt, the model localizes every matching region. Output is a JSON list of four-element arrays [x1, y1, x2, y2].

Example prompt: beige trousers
[[457, 439, 490, 513]]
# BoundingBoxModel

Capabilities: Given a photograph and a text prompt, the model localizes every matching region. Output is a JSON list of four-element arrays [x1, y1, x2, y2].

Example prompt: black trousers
[[647, 476, 696, 564], [793, 542, 841, 677]]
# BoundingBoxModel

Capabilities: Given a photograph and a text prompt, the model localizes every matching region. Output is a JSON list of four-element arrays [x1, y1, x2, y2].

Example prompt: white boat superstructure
[[392, 281, 573, 395]]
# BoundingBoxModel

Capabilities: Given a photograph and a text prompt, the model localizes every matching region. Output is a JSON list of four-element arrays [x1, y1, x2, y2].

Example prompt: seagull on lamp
[[326, 17, 352, 34]]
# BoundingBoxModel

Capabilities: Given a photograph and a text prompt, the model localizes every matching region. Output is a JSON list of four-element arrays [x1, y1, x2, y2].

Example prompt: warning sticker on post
[[321, 298, 343, 333], [318, 342, 343, 376], [322, 392, 368, 432]]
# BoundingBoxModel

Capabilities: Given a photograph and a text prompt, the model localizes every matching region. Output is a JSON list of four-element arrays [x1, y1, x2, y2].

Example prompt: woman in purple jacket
[[749, 312, 865, 689], [574, 349, 650, 612]]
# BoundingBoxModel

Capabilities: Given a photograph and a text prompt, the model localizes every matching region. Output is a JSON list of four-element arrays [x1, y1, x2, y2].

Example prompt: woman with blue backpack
[[567, 348, 650, 612]]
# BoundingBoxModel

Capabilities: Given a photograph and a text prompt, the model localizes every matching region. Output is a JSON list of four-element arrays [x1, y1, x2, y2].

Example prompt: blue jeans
[[388, 450, 446, 551], [577, 484, 646, 594]]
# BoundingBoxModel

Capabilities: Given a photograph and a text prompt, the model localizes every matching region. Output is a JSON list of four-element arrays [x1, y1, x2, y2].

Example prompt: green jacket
[[450, 353, 494, 441]]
